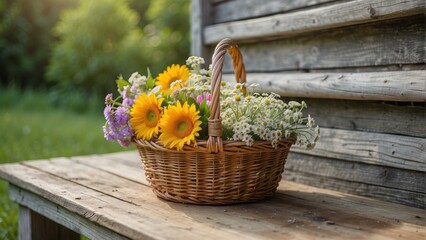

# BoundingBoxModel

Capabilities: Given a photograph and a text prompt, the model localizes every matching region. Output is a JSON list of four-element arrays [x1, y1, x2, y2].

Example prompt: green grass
[[0, 87, 129, 239]]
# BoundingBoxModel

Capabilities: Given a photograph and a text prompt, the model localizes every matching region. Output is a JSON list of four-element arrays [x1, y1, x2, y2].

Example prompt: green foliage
[[0, 0, 78, 88], [0, 87, 128, 240], [46, 0, 148, 96], [198, 100, 210, 139], [1, 0, 190, 95], [143, 0, 190, 73]]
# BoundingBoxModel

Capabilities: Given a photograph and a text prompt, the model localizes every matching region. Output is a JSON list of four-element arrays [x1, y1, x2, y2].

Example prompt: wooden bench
[[0, 151, 424, 239]]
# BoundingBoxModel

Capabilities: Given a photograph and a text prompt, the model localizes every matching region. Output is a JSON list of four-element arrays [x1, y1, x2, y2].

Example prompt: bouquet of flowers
[[102, 39, 319, 204], [103, 55, 319, 150]]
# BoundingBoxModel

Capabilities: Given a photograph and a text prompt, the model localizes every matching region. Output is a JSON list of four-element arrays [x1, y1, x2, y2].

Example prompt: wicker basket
[[134, 38, 296, 205]]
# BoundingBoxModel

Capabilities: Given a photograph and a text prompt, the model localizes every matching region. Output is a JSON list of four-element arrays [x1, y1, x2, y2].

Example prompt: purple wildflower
[[102, 125, 113, 141], [115, 106, 130, 125], [122, 85, 130, 99], [105, 93, 113, 105], [122, 98, 134, 107], [103, 105, 112, 123], [130, 85, 138, 96]]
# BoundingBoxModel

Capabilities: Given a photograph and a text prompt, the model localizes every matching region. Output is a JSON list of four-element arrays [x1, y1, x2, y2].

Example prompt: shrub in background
[[46, 0, 148, 96], [143, 0, 190, 74], [0, 0, 77, 88]]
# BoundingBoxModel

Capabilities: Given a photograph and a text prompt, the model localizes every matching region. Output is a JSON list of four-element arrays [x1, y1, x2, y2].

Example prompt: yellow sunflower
[[130, 93, 164, 140], [159, 101, 202, 150], [156, 64, 190, 94]]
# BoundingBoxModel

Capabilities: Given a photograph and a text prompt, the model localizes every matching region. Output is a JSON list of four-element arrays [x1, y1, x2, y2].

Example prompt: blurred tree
[[46, 0, 148, 96], [0, 0, 190, 95], [0, 0, 78, 88], [129, 0, 151, 29], [144, 0, 190, 74]]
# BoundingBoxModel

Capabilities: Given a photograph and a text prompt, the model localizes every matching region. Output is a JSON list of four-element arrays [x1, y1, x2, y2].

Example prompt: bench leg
[[19, 205, 80, 240]]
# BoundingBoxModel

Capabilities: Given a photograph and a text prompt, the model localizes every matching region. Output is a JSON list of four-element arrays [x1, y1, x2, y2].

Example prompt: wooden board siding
[[192, 0, 426, 208], [285, 153, 425, 194], [224, 70, 426, 102], [291, 127, 426, 172], [219, 15, 425, 72], [294, 99, 426, 138], [212, 0, 337, 23], [284, 153, 425, 209], [191, 0, 211, 58], [204, 0, 425, 44]]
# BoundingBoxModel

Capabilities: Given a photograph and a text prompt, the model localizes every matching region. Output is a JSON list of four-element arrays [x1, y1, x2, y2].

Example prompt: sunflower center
[[146, 109, 160, 127], [175, 118, 193, 138]]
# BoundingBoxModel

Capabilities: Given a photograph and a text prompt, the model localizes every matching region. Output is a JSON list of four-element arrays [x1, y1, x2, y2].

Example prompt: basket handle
[[207, 38, 246, 153]]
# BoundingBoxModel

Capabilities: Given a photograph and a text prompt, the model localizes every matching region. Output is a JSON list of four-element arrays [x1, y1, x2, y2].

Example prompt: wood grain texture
[[224, 70, 426, 101], [287, 152, 426, 193], [285, 152, 425, 200], [21, 159, 279, 240], [79, 151, 426, 208], [218, 15, 425, 71], [284, 168, 426, 209], [71, 153, 147, 185], [17, 205, 81, 240], [191, 0, 212, 62], [0, 155, 425, 239], [213, 0, 336, 23], [19, 206, 32, 240], [291, 127, 426, 171], [204, 0, 425, 44], [291, 99, 426, 138], [3, 163, 250, 240]]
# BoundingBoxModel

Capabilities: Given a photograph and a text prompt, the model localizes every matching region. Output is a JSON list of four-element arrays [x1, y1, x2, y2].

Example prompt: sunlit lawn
[[0, 87, 129, 239]]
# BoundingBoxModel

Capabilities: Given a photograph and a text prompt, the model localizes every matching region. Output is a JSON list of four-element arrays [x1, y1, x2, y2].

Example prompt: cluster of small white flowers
[[127, 72, 147, 96], [182, 55, 319, 149], [128, 72, 146, 86], [186, 56, 205, 70], [219, 83, 319, 148], [228, 117, 254, 145]]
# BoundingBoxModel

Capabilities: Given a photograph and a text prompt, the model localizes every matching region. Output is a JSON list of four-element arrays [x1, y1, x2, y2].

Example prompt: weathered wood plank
[[17, 158, 426, 239], [19, 206, 32, 240], [213, 0, 336, 23], [288, 99, 426, 138], [204, 0, 425, 44], [291, 128, 426, 171], [25, 159, 320, 240], [18, 204, 84, 240], [224, 70, 426, 101], [286, 152, 425, 194], [71, 153, 147, 185], [191, 0, 212, 61], [3, 163, 261, 240], [1, 157, 426, 239], [218, 15, 425, 71], [284, 168, 426, 209], [77, 151, 426, 208]]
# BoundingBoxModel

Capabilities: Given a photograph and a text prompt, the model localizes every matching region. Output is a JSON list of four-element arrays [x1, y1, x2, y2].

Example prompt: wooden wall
[[191, 0, 426, 209]]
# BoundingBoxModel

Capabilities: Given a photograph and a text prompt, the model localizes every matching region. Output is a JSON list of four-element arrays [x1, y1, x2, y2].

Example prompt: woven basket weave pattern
[[134, 38, 295, 205]]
